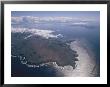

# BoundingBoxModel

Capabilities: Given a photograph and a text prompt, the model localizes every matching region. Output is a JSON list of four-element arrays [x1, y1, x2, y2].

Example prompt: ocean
[[11, 22, 100, 77]]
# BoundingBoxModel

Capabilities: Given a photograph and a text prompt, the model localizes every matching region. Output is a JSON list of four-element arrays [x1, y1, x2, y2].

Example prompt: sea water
[[11, 22, 100, 77]]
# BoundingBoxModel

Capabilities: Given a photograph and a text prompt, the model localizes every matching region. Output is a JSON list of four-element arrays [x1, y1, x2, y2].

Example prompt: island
[[11, 31, 78, 69]]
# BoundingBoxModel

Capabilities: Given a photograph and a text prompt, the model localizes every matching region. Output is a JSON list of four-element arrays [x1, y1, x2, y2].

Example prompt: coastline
[[70, 39, 97, 77], [12, 38, 99, 77], [56, 39, 98, 77]]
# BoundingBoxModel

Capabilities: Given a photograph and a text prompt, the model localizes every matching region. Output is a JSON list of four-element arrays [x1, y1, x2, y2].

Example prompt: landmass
[[11, 31, 78, 69]]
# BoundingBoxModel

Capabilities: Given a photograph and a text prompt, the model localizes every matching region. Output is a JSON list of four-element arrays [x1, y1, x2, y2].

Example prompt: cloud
[[71, 22, 88, 25], [12, 16, 98, 24], [11, 16, 99, 30], [11, 28, 63, 39]]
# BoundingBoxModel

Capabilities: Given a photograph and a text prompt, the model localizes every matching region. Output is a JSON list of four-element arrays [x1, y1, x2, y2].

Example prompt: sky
[[11, 11, 100, 19]]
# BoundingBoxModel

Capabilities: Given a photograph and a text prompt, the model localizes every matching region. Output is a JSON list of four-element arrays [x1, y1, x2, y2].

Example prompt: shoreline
[[56, 39, 98, 77], [12, 39, 99, 77], [69, 39, 97, 77]]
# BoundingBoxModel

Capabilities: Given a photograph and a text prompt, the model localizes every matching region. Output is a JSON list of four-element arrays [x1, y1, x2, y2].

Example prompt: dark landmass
[[11, 56, 64, 77], [11, 32, 78, 69]]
